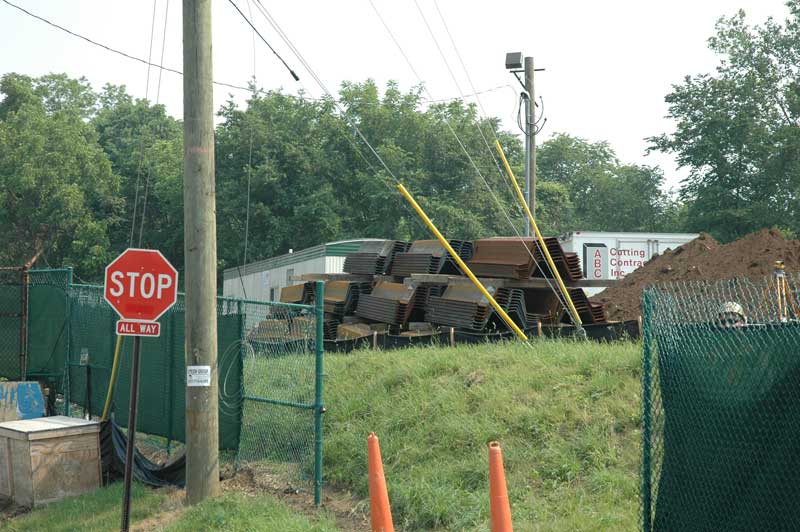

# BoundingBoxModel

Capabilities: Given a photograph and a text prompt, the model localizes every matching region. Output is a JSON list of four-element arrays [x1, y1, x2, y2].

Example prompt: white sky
[[0, 0, 792, 190]]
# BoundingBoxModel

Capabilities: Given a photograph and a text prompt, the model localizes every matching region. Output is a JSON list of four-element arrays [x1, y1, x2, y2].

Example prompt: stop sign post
[[104, 248, 177, 532]]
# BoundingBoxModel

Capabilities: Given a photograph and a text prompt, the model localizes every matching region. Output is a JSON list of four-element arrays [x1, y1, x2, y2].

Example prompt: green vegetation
[[163, 493, 338, 532], [0, 72, 680, 282], [1, 5, 798, 276], [322, 340, 642, 531], [0, 482, 164, 532], [3, 340, 642, 531], [649, 1, 800, 241], [0, 484, 339, 532]]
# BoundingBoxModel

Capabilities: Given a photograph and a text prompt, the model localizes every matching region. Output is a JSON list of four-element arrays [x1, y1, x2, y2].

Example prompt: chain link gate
[[642, 272, 800, 532], [236, 281, 325, 505]]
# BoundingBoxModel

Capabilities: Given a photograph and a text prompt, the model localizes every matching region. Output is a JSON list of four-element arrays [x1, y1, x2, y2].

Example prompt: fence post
[[641, 291, 652, 532], [166, 310, 176, 456], [64, 268, 73, 416], [236, 299, 245, 467], [314, 281, 325, 506], [20, 267, 29, 381]]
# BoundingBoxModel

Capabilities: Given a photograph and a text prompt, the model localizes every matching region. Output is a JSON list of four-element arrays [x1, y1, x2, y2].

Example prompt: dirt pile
[[592, 229, 800, 321]]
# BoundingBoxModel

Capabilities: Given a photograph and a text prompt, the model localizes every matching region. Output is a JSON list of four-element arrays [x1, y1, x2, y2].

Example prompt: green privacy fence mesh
[[0, 269, 325, 501], [65, 284, 244, 449], [642, 272, 800, 532], [0, 268, 26, 381]]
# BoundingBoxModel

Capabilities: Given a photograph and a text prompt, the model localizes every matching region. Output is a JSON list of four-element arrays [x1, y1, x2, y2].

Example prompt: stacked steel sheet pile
[[462, 236, 609, 327], [320, 280, 371, 339], [564, 288, 607, 324], [466, 237, 583, 281], [354, 281, 418, 327], [425, 284, 540, 332], [389, 239, 473, 276], [343, 240, 410, 275], [494, 287, 542, 329], [466, 238, 538, 279], [278, 282, 315, 304], [531, 237, 583, 281]]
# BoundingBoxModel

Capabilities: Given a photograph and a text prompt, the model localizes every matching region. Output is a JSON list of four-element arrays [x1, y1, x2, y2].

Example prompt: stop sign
[[104, 248, 178, 322]]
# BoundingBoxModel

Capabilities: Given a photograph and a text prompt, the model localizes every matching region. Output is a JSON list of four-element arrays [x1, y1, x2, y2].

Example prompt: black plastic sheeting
[[323, 320, 640, 353], [100, 420, 185, 487]]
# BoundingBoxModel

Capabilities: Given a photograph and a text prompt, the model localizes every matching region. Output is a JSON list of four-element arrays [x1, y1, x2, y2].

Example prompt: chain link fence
[[0, 269, 325, 503], [642, 272, 800, 531], [0, 267, 27, 380]]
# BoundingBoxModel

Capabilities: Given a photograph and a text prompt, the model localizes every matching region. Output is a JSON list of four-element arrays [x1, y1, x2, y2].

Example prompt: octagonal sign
[[104, 248, 178, 336]]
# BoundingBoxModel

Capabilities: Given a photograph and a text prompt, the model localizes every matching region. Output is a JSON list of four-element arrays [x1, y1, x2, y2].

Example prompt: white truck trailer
[[558, 231, 699, 295]]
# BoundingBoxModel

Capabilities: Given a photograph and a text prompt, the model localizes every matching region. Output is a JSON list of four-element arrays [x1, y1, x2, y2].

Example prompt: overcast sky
[[0, 0, 792, 190]]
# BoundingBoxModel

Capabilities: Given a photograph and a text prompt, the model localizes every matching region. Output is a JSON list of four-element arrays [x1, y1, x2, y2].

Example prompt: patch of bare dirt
[[222, 462, 369, 532], [131, 487, 185, 532]]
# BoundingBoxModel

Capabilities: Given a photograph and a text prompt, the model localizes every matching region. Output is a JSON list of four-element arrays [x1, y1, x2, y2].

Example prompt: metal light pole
[[506, 52, 543, 237], [524, 56, 536, 222]]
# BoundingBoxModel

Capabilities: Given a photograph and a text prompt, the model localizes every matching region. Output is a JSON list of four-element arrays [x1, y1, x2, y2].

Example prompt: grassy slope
[[0, 484, 339, 532], [323, 340, 642, 531]]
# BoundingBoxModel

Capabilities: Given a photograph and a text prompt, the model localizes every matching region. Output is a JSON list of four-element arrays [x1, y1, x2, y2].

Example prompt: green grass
[[321, 339, 642, 531], [163, 493, 339, 531], [4, 339, 642, 532], [0, 482, 164, 532], [1, 484, 340, 532]]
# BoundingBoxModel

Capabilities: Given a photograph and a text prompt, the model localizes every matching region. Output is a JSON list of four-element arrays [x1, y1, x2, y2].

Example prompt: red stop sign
[[104, 248, 178, 322]]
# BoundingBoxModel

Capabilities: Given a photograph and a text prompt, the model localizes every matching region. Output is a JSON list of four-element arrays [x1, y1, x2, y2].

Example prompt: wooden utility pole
[[183, 0, 220, 504], [524, 56, 537, 222]]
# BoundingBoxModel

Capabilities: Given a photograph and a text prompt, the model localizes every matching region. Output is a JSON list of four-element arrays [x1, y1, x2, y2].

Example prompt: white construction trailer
[[222, 239, 383, 302], [558, 231, 699, 295]]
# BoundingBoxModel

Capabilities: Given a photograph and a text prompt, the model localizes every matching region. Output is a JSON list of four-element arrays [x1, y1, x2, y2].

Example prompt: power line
[[0, 0, 250, 92], [137, 0, 171, 248], [238, 0, 259, 303], [249, 0, 435, 239], [226, 0, 299, 82], [128, 0, 159, 248], [372, 0, 571, 317], [249, 1, 398, 185], [427, 0, 572, 320], [1, 0, 512, 110]]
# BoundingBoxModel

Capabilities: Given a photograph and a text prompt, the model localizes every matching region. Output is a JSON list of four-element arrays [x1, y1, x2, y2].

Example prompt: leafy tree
[[537, 133, 680, 232], [0, 73, 121, 277], [649, 1, 800, 241], [92, 84, 184, 269], [214, 80, 526, 270]]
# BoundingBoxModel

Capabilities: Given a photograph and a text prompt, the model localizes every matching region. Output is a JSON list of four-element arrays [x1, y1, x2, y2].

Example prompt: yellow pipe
[[396, 183, 528, 341], [494, 140, 584, 328], [101, 335, 123, 420]]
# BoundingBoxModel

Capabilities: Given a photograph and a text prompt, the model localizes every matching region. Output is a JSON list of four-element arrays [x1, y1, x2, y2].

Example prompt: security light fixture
[[505, 52, 523, 70]]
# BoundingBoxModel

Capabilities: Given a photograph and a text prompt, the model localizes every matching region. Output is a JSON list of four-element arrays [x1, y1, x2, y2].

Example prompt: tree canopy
[[0, 73, 684, 281], [649, 0, 800, 241]]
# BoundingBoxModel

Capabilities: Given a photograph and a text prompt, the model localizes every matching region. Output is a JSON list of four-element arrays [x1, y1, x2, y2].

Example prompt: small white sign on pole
[[186, 365, 212, 387]]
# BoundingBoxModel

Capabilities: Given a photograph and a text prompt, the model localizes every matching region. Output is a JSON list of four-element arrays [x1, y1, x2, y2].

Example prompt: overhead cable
[[0, 0, 250, 92], [226, 0, 299, 82]]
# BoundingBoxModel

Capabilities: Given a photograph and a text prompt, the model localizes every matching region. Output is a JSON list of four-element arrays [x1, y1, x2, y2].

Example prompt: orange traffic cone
[[489, 441, 513, 532], [368, 432, 394, 532]]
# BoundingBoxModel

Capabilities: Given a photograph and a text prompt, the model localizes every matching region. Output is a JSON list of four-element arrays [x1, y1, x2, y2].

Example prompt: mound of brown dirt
[[592, 229, 800, 321]]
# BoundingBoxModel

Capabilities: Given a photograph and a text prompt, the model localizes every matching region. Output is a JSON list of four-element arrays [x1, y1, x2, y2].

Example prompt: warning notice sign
[[186, 365, 211, 387]]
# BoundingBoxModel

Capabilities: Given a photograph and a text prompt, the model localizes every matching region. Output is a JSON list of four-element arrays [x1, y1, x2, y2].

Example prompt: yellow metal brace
[[397, 183, 528, 341], [101, 335, 123, 420], [494, 140, 585, 331]]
